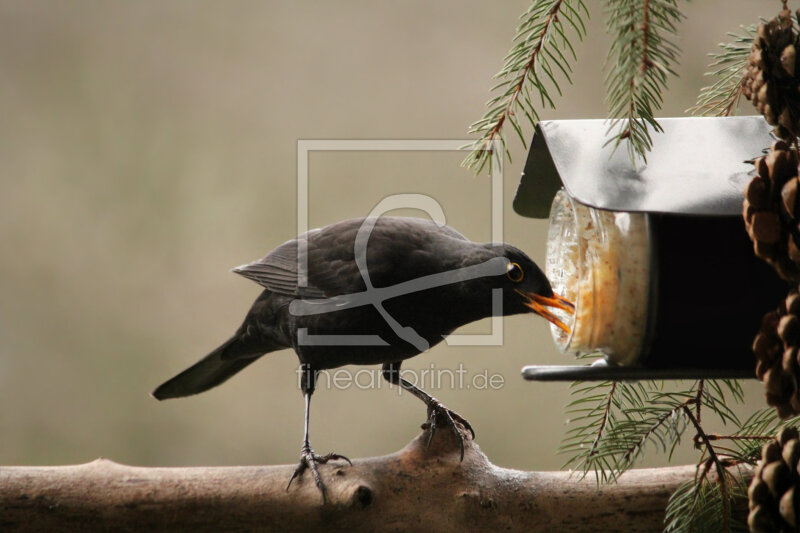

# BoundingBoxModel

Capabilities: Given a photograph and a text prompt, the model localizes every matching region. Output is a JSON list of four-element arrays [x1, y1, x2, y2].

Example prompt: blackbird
[[152, 216, 572, 500]]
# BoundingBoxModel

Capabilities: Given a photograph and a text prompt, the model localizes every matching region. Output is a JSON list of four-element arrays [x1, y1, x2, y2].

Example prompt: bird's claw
[[286, 444, 351, 503], [421, 399, 474, 461]]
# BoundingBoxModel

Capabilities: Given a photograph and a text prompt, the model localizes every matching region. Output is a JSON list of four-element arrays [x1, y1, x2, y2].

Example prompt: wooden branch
[[0, 425, 752, 532]]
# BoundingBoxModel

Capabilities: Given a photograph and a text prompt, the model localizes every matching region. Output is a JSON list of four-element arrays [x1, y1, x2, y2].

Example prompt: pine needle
[[461, 0, 589, 174], [689, 26, 756, 117], [603, 0, 683, 163]]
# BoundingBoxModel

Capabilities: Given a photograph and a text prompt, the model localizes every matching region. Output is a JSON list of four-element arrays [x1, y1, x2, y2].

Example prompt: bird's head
[[489, 245, 574, 333]]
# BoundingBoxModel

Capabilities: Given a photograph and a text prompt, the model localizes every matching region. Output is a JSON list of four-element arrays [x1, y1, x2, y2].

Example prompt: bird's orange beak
[[515, 289, 575, 334]]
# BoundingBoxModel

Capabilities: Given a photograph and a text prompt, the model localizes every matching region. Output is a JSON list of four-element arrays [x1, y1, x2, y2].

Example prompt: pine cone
[[754, 291, 800, 418], [743, 141, 800, 281], [749, 427, 800, 532], [743, 9, 800, 140]]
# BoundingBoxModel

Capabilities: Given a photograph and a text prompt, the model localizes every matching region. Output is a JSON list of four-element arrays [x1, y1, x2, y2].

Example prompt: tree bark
[[0, 425, 751, 532]]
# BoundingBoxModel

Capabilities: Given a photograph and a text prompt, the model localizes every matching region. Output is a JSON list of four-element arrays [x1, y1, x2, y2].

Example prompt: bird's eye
[[506, 262, 524, 282]]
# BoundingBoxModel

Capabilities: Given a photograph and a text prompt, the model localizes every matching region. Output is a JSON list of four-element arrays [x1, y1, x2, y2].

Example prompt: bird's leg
[[286, 364, 351, 503], [381, 362, 474, 460]]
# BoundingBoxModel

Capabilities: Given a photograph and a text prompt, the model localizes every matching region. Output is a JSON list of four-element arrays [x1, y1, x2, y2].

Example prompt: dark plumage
[[152, 216, 572, 500]]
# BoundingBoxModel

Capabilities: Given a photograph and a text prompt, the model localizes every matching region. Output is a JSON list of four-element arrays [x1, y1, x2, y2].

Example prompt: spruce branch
[[561, 380, 688, 483], [689, 26, 756, 117], [462, 0, 589, 174], [603, 0, 683, 162], [682, 405, 733, 532], [589, 381, 617, 458], [662, 394, 754, 533], [719, 408, 800, 464], [562, 377, 796, 532], [695, 378, 704, 423], [663, 473, 748, 533], [560, 379, 624, 482], [561, 379, 745, 486]]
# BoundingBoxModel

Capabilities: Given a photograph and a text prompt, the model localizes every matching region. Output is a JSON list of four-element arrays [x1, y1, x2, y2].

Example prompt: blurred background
[[0, 1, 777, 470]]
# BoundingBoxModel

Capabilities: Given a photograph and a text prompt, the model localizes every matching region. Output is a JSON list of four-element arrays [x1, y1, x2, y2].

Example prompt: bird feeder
[[515, 116, 789, 381]]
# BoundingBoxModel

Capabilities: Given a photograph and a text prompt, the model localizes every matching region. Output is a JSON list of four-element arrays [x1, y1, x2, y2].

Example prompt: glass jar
[[545, 189, 651, 365]]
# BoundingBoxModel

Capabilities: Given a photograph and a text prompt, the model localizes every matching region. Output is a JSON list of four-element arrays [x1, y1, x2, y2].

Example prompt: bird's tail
[[151, 336, 277, 400]]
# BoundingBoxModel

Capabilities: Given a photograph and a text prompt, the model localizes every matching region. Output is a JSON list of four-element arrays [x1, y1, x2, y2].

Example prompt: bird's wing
[[232, 217, 474, 298], [232, 236, 331, 299]]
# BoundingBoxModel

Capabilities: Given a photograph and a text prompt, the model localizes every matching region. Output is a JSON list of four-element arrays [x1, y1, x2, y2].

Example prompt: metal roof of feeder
[[513, 116, 774, 218]]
